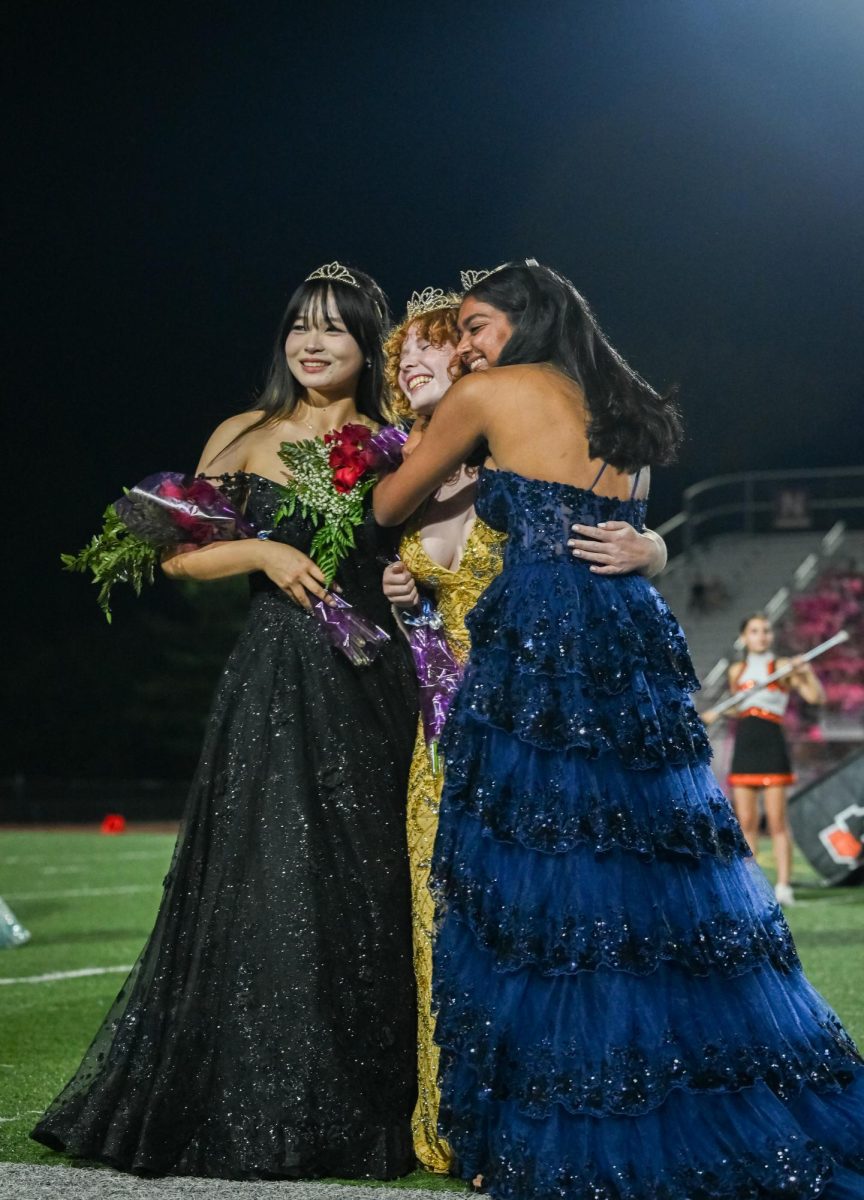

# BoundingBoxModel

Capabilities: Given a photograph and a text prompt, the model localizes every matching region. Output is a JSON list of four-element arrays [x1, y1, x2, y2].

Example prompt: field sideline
[[1, 828, 862, 1184]]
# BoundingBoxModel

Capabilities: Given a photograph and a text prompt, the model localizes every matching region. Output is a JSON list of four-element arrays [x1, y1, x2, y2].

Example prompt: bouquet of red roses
[[61, 472, 259, 621], [273, 423, 407, 663], [114, 472, 257, 546], [63, 426, 408, 664]]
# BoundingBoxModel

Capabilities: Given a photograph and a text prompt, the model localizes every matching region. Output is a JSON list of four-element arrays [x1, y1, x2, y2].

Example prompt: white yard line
[[0, 849, 170, 866], [5, 884, 158, 901], [0, 965, 132, 986]]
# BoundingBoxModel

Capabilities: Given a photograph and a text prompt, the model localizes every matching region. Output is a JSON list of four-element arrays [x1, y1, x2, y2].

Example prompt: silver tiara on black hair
[[305, 261, 359, 287], [459, 266, 503, 290], [460, 259, 538, 290]]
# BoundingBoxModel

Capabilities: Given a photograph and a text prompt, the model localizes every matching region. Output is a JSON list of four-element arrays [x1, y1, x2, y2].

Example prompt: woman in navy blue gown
[[374, 262, 864, 1200]]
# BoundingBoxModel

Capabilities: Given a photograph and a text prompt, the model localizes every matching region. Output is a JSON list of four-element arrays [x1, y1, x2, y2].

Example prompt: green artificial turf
[[1, 829, 862, 1184]]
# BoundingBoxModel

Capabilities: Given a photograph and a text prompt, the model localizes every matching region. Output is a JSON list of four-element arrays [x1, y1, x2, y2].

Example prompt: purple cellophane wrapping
[[114, 472, 257, 547], [311, 593, 390, 666], [367, 425, 408, 470], [404, 599, 463, 751]]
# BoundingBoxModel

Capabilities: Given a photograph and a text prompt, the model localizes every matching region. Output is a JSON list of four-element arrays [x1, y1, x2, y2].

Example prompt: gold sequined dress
[[399, 512, 505, 1172]]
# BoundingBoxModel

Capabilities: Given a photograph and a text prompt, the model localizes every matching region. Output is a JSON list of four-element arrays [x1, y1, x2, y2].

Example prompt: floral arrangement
[[274, 423, 405, 583], [61, 505, 157, 622], [62, 425, 408, 664], [61, 472, 256, 621]]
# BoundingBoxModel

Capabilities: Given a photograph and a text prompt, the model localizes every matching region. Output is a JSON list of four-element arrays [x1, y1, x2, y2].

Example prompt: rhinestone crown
[[305, 261, 359, 287], [460, 259, 536, 290], [405, 286, 462, 322], [459, 264, 507, 290]]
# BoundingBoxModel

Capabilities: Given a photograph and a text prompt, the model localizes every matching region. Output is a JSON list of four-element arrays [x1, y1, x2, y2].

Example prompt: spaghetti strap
[[588, 461, 609, 492], [629, 468, 642, 499]]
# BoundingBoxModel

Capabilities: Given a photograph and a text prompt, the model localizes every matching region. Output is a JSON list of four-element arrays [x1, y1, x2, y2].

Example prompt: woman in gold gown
[[382, 285, 670, 1173]]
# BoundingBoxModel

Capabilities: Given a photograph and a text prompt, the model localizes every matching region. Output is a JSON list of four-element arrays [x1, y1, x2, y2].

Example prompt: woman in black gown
[[32, 264, 419, 1179]]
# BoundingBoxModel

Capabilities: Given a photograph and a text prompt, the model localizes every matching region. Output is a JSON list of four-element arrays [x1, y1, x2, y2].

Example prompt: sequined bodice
[[477, 466, 647, 568], [400, 514, 506, 663]]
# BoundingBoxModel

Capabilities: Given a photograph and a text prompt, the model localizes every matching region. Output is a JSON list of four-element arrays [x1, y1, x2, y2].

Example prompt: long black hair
[[465, 262, 682, 471], [250, 268, 391, 435]]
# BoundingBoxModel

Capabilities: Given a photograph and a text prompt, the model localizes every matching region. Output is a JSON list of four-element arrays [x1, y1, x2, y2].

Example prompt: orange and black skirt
[[728, 711, 795, 787]]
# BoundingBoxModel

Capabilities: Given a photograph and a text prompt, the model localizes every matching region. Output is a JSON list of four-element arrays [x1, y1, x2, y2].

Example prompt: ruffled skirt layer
[[432, 564, 864, 1198]]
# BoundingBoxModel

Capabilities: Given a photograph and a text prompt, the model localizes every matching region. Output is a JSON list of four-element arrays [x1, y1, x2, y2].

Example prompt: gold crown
[[305, 261, 359, 287], [405, 286, 462, 322]]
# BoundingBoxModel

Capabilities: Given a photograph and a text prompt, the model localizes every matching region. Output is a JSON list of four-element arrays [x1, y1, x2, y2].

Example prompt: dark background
[[4, 1, 863, 782]]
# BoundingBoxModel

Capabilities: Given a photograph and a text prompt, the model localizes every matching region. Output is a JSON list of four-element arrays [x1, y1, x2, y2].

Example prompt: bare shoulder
[[728, 661, 746, 686], [215, 409, 266, 439], [634, 465, 651, 501], [197, 410, 265, 473], [495, 362, 551, 380], [446, 371, 495, 399], [447, 364, 546, 403]]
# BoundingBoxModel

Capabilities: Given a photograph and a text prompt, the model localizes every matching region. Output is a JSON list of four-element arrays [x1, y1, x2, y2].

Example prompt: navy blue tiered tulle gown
[[431, 466, 864, 1200]]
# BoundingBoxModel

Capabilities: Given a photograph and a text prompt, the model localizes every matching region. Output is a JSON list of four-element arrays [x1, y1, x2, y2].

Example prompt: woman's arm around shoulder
[[373, 374, 491, 526]]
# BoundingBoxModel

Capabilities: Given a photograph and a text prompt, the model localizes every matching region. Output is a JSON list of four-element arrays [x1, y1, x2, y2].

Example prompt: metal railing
[[656, 465, 864, 563], [698, 521, 847, 703]]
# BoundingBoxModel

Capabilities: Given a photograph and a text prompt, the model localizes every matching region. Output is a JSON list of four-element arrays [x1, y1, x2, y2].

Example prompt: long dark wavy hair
[[244, 269, 392, 441], [465, 262, 682, 471]]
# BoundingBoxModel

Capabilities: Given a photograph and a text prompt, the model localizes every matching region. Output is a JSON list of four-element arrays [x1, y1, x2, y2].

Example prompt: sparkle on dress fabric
[[431, 466, 864, 1200], [399, 513, 506, 1172], [32, 473, 420, 1180]]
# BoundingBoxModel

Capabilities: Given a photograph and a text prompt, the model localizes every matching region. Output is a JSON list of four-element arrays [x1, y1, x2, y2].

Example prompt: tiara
[[459, 264, 507, 290], [305, 261, 359, 287], [405, 286, 462, 322], [459, 259, 537, 291]]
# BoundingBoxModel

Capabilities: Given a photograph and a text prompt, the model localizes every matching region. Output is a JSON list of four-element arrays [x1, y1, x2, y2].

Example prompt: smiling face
[[456, 296, 514, 372], [397, 323, 457, 416], [284, 289, 365, 395]]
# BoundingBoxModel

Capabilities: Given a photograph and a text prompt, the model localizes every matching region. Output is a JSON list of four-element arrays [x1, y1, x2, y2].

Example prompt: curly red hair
[[383, 306, 460, 421]]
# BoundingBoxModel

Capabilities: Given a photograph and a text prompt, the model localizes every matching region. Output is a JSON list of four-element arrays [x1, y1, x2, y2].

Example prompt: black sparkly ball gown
[[32, 473, 419, 1179]]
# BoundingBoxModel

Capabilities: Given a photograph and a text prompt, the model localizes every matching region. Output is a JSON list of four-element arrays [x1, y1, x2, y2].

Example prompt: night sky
[[5, 1, 864, 779]]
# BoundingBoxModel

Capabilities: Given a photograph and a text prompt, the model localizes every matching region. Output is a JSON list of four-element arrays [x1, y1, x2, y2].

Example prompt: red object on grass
[[100, 813, 126, 834]]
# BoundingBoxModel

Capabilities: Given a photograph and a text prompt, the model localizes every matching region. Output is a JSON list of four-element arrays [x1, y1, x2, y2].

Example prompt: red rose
[[328, 444, 353, 471], [340, 423, 372, 448], [185, 478, 219, 505], [158, 480, 185, 500], [325, 424, 375, 492], [333, 464, 368, 493]]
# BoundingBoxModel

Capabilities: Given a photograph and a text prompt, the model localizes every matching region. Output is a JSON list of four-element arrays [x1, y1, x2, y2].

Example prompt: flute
[[708, 630, 849, 719]]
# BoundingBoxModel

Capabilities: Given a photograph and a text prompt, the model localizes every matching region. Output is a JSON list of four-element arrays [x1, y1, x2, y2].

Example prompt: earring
[[365, 357, 372, 368]]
